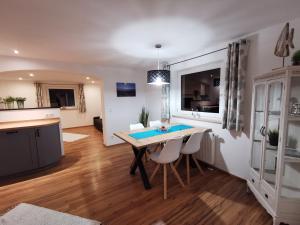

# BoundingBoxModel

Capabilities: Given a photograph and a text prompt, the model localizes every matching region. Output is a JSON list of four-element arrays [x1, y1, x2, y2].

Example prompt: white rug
[[63, 132, 89, 142], [0, 203, 101, 225]]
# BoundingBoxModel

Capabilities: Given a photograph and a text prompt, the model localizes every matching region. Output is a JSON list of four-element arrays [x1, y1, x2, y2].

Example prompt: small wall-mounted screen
[[181, 68, 220, 113], [116, 82, 136, 97]]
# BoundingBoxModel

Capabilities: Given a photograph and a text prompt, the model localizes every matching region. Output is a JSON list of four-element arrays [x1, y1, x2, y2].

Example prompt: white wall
[[0, 58, 146, 146], [0, 80, 36, 109], [145, 17, 300, 179], [0, 80, 102, 129], [59, 84, 102, 128]]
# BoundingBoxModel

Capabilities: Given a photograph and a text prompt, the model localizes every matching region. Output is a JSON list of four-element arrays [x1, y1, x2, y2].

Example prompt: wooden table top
[[114, 125, 211, 148], [0, 118, 60, 131]]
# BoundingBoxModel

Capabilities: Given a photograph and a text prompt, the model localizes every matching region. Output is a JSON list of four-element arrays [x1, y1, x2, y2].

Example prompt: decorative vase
[[292, 60, 300, 66], [5, 102, 14, 109], [269, 135, 279, 146], [17, 101, 25, 109], [292, 50, 300, 66]]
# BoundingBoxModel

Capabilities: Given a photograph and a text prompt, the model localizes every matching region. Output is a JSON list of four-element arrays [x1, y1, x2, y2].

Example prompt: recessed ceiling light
[[13, 49, 19, 54], [86, 76, 90, 80], [18, 77, 23, 80], [29, 73, 34, 77], [91, 81, 95, 84]]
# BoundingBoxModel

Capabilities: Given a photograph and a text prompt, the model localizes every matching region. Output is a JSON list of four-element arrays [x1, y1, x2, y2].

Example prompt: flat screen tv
[[181, 68, 220, 113], [116, 82, 136, 97]]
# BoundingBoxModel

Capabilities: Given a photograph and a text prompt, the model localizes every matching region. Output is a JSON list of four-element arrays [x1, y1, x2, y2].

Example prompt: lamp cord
[[157, 47, 160, 70]]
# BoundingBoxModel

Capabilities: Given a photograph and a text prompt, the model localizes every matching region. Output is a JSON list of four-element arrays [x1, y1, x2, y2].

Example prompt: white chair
[[149, 137, 185, 200], [176, 132, 204, 184], [130, 123, 144, 131], [149, 120, 162, 128]]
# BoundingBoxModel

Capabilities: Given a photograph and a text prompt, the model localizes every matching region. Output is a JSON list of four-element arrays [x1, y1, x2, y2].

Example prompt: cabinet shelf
[[266, 145, 278, 151], [285, 148, 300, 162], [288, 115, 300, 121], [268, 111, 281, 116]]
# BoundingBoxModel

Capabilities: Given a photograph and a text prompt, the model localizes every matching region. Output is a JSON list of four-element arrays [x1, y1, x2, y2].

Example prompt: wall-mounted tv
[[181, 68, 220, 113], [116, 82, 136, 97]]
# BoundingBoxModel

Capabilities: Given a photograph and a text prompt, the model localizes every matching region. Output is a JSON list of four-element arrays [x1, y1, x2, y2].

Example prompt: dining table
[[114, 124, 211, 190]]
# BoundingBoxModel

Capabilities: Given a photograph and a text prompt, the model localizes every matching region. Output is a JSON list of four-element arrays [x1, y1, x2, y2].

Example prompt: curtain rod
[[167, 47, 228, 67]]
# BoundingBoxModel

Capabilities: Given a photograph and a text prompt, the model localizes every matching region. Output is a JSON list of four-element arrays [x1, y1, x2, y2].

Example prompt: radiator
[[196, 132, 216, 165]]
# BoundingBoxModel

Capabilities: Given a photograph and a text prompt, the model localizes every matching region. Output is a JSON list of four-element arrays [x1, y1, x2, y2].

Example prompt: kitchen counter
[[0, 118, 60, 131]]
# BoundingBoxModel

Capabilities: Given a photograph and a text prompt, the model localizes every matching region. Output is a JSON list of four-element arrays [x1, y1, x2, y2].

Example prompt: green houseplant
[[268, 129, 279, 146], [292, 50, 300, 66], [3, 96, 15, 109], [139, 107, 149, 127], [0, 97, 4, 109], [15, 97, 26, 109]]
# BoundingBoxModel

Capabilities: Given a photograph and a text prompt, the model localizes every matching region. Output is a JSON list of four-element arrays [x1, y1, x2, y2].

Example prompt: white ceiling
[[0, 70, 100, 83], [0, 0, 299, 68]]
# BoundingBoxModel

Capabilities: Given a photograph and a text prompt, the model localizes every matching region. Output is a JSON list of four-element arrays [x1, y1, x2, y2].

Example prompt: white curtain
[[78, 83, 86, 113], [35, 83, 44, 108], [161, 84, 170, 121], [222, 39, 250, 132]]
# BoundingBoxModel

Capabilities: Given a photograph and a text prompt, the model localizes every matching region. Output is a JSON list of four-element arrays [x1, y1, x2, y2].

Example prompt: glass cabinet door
[[250, 84, 266, 173], [281, 76, 300, 199], [262, 81, 284, 188]]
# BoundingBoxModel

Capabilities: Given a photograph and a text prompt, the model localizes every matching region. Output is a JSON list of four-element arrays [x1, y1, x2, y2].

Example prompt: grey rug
[[0, 203, 101, 225]]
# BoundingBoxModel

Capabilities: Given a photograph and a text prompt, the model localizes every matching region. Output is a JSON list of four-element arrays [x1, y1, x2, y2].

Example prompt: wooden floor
[[0, 126, 272, 225]]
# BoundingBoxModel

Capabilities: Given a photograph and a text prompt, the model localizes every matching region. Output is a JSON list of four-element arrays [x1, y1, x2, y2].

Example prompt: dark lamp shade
[[147, 70, 170, 85]]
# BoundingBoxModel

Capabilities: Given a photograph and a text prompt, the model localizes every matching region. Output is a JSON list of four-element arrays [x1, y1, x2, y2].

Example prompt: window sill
[[59, 107, 78, 111], [172, 114, 222, 124]]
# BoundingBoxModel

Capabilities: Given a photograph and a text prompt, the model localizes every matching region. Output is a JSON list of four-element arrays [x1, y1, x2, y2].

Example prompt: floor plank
[[0, 126, 272, 225]]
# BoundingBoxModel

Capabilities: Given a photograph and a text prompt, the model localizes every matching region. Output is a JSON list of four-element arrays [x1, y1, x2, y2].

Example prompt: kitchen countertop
[[0, 118, 60, 131], [0, 107, 59, 111]]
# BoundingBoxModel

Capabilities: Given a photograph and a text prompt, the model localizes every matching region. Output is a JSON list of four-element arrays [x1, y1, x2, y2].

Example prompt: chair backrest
[[181, 132, 204, 154], [130, 123, 144, 131], [149, 120, 162, 127], [158, 137, 184, 164]]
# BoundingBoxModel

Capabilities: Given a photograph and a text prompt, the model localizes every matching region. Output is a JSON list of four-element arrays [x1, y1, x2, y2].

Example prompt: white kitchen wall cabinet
[[248, 66, 300, 225]]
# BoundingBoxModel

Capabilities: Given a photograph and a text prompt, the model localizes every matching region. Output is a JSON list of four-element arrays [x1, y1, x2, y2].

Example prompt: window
[[49, 88, 76, 108], [181, 68, 220, 113]]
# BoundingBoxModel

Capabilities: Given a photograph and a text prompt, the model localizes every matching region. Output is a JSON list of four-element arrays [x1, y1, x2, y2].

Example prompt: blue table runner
[[129, 124, 193, 140]]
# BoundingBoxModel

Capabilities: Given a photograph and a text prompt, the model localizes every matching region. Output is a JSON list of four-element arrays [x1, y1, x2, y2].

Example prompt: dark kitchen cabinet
[[0, 123, 62, 177], [35, 124, 61, 167], [0, 128, 38, 176]]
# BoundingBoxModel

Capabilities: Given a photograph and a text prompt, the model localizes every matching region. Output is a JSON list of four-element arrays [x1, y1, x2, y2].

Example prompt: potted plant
[[139, 107, 149, 127], [0, 97, 4, 109], [292, 50, 300, 66], [268, 129, 279, 146], [3, 96, 15, 109], [15, 97, 26, 109]]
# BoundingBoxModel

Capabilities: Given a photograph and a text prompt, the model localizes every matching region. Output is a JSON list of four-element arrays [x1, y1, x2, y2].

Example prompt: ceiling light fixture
[[18, 77, 23, 80], [86, 76, 90, 80], [13, 49, 19, 54], [29, 73, 34, 77], [147, 44, 170, 85]]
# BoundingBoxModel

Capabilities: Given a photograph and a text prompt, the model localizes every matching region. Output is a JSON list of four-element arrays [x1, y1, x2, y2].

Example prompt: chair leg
[[144, 152, 148, 163], [163, 164, 167, 200], [175, 154, 183, 168], [170, 163, 185, 188], [186, 155, 190, 185], [150, 164, 160, 182], [192, 155, 204, 175]]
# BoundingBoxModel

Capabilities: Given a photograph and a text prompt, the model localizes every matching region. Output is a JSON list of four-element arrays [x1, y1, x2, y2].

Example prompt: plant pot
[[5, 102, 14, 109], [269, 136, 279, 146], [17, 101, 25, 109], [292, 60, 300, 66]]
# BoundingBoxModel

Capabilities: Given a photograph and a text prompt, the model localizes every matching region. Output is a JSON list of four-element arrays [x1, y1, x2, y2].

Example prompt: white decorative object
[[248, 66, 300, 225]]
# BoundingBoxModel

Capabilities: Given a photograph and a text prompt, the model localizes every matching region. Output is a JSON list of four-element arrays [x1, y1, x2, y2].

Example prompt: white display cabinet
[[247, 66, 300, 225]]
